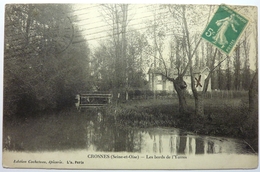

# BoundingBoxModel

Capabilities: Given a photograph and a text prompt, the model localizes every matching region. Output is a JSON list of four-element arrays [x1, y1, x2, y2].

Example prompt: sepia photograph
[[2, 2, 258, 170]]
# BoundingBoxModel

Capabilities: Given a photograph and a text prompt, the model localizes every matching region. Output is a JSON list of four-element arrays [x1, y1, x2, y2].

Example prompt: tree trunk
[[195, 94, 204, 117], [249, 72, 258, 111], [173, 76, 188, 115], [121, 4, 128, 101], [191, 74, 206, 117], [248, 72, 258, 135], [189, 58, 205, 117]]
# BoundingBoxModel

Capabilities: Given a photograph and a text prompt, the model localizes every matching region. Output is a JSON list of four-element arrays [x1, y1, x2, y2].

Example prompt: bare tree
[[144, 5, 213, 115], [100, 4, 129, 100], [167, 5, 228, 117], [167, 5, 209, 116], [144, 6, 190, 114]]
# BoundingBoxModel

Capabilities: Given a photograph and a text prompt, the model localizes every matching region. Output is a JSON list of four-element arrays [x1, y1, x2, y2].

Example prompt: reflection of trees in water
[[169, 136, 180, 154], [85, 114, 143, 152], [85, 121, 96, 151], [203, 139, 222, 154], [178, 137, 186, 154], [135, 132, 143, 152], [114, 128, 128, 151], [153, 135, 157, 153], [88, 114, 116, 152], [151, 134, 223, 155], [191, 138, 196, 154], [179, 136, 222, 155], [150, 132, 163, 153], [196, 138, 204, 154], [183, 136, 196, 155], [83, 115, 228, 154], [113, 126, 144, 152], [159, 135, 163, 153]]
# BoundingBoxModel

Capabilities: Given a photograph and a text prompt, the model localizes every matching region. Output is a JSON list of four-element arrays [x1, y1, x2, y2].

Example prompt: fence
[[127, 89, 248, 100], [84, 90, 249, 102], [203, 90, 248, 99], [127, 90, 177, 100], [75, 91, 112, 110]]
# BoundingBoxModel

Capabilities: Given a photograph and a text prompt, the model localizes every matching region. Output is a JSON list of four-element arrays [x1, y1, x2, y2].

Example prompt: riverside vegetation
[[3, 92, 258, 153]]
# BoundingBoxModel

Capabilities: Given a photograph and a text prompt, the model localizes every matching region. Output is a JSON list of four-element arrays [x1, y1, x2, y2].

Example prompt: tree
[[98, 4, 150, 100], [91, 41, 115, 91], [225, 56, 232, 90], [4, 4, 91, 117], [167, 5, 230, 117], [126, 29, 149, 88], [248, 71, 258, 137], [168, 5, 210, 116], [144, 4, 214, 115], [100, 4, 129, 99], [241, 31, 252, 90], [144, 5, 190, 114], [233, 44, 241, 90]]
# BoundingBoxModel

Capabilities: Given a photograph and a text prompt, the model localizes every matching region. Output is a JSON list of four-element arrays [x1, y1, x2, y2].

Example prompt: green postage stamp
[[201, 4, 249, 55]]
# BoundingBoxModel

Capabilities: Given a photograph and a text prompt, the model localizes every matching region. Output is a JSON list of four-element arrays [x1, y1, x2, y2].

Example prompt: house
[[147, 67, 211, 94]]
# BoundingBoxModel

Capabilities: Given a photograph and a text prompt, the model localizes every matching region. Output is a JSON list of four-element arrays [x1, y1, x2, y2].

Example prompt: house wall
[[148, 67, 212, 94], [165, 80, 173, 92], [148, 73, 211, 93]]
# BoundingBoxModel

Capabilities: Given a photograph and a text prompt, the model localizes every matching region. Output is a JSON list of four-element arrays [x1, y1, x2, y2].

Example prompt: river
[[3, 113, 258, 169], [83, 117, 255, 155]]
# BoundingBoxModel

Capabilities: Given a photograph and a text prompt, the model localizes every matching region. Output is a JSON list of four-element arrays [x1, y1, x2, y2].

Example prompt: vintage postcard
[[2, 3, 258, 170]]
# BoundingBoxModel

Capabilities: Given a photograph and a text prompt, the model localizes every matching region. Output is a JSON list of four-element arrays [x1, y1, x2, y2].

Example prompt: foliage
[[91, 5, 147, 90], [4, 4, 91, 117]]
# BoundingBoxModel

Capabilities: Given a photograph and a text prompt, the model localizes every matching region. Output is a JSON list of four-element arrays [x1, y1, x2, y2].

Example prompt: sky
[[72, 4, 153, 49], [71, 4, 258, 71]]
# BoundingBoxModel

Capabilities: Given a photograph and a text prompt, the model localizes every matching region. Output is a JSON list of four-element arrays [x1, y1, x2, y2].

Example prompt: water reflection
[[5, 112, 255, 155], [82, 114, 254, 155]]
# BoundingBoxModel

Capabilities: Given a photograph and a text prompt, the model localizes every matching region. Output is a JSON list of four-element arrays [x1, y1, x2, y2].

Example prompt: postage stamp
[[201, 4, 249, 55]]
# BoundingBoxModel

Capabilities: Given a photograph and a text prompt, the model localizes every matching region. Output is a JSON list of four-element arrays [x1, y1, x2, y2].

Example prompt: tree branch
[[203, 49, 227, 93], [143, 49, 175, 82], [155, 40, 168, 79]]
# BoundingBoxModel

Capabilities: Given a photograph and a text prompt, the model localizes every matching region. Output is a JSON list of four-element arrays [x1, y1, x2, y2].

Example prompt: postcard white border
[[0, 0, 259, 172]]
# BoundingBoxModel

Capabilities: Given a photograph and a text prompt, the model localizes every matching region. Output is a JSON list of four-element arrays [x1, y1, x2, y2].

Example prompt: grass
[[115, 97, 257, 151], [3, 97, 258, 152]]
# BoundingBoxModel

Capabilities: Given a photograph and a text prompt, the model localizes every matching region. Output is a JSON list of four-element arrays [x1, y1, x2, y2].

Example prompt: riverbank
[[114, 98, 257, 152], [3, 97, 258, 152]]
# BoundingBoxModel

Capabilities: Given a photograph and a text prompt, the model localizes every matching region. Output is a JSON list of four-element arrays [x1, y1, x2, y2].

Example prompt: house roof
[[193, 67, 210, 74]]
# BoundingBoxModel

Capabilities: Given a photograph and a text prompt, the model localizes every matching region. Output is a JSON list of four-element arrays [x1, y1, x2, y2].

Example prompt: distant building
[[147, 67, 211, 93]]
